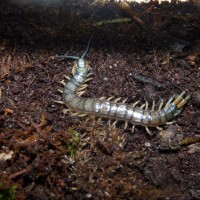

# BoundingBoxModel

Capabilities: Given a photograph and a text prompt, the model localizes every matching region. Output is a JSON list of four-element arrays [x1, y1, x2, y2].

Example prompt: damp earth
[[0, 1, 200, 199]]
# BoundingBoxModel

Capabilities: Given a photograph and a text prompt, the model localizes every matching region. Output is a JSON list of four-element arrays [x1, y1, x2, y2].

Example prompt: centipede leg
[[54, 100, 64, 104], [100, 97, 106, 100], [107, 119, 111, 126], [58, 80, 66, 86], [176, 94, 190, 109], [173, 92, 190, 115], [173, 91, 186, 105], [77, 91, 85, 96], [152, 100, 155, 111], [79, 84, 88, 90], [132, 100, 140, 107], [64, 75, 70, 80], [158, 99, 164, 111], [140, 100, 148, 111], [77, 84, 89, 96], [107, 96, 114, 101], [124, 121, 128, 129], [145, 126, 152, 135], [140, 102, 146, 109], [84, 77, 93, 83], [131, 125, 135, 133], [57, 89, 63, 94], [122, 98, 128, 103], [112, 120, 118, 128], [72, 63, 77, 75], [145, 100, 148, 110], [78, 113, 88, 117], [174, 108, 183, 116], [156, 126, 163, 131], [165, 120, 175, 125], [114, 97, 122, 103], [164, 95, 175, 109]]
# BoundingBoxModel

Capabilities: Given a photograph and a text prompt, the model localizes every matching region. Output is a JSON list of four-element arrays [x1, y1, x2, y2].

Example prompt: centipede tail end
[[170, 91, 191, 116]]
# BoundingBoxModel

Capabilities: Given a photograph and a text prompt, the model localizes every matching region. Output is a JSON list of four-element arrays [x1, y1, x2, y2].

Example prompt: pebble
[[103, 77, 108, 81], [22, 117, 30, 125], [144, 142, 151, 147], [188, 143, 200, 154], [158, 125, 183, 150]]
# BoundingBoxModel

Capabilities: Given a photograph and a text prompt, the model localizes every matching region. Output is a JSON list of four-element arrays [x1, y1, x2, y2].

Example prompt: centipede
[[55, 36, 190, 134]]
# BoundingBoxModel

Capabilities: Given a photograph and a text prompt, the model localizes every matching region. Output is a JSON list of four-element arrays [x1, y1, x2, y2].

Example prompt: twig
[[132, 72, 167, 89], [9, 166, 31, 179], [93, 18, 132, 27], [190, 75, 200, 88], [26, 75, 37, 91]]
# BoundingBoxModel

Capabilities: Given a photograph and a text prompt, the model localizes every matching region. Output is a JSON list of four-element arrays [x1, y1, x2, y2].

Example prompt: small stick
[[132, 72, 167, 89], [190, 75, 200, 88]]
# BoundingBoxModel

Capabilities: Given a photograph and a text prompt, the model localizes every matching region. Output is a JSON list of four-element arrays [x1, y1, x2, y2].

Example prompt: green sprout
[[0, 183, 17, 200], [67, 130, 81, 156]]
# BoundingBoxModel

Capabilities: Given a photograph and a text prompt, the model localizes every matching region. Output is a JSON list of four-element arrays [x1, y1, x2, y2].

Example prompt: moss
[[0, 183, 17, 200], [67, 130, 81, 156]]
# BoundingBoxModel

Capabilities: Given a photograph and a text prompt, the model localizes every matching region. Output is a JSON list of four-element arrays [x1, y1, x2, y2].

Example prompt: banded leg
[[175, 92, 190, 109], [173, 91, 190, 116]]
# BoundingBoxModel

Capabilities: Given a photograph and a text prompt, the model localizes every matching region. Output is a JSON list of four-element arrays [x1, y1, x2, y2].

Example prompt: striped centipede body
[[55, 37, 190, 134]]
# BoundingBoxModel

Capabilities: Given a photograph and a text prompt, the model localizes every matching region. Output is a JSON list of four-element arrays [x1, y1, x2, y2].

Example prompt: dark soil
[[0, 0, 200, 199]]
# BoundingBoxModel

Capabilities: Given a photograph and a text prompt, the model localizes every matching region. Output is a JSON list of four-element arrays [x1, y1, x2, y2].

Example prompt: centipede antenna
[[81, 33, 93, 59], [57, 55, 80, 60], [145, 127, 152, 135]]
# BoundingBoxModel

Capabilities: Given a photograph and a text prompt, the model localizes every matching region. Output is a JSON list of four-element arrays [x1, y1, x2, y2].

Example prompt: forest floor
[[0, 1, 200, 199]]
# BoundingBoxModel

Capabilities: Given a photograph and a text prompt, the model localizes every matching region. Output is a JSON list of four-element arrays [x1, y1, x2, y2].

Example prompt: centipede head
[[77, 58, 87, 68], [55, 34, 93, 62]]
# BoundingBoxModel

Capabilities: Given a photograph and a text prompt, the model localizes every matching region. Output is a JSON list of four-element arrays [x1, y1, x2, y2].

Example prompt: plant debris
[[0, 0, 199, 199]]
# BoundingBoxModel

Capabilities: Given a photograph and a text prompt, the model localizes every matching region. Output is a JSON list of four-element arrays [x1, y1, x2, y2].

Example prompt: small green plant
[[0, 183, 17, 200], [67, 130, 81, 156]]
